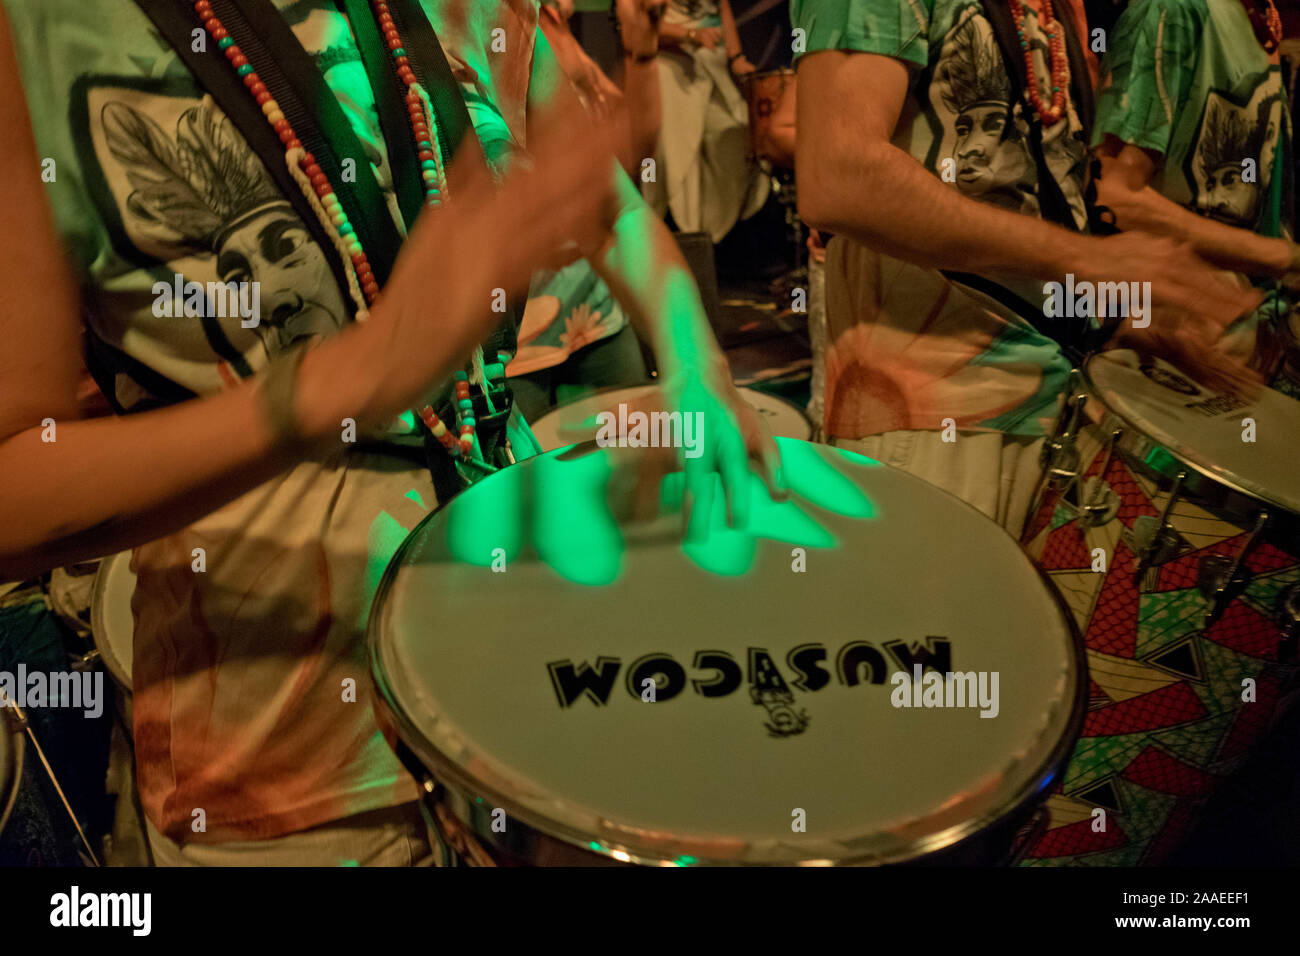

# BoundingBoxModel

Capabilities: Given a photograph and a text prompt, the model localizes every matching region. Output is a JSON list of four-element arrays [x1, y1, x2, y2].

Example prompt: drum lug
[[72, 648, 101, 672], [1130, 471, 1187, 579], [1078, 428, 1123, 526], [1041, 391, 1087, 487], [1278, 584, 1300, 664], [1197, 511, 1268, 626]]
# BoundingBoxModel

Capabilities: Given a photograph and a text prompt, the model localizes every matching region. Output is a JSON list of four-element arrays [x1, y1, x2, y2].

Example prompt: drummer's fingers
[[683, 446, 718, 544], [717, 428, 753, 529]]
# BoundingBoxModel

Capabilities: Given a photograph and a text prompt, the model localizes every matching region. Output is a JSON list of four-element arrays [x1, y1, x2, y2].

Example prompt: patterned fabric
[[510, 261, 628, 376], [1020, 428, 1299, 865], [790, 0, 1090, 439], [0, 0, 540, 844], [1094, 0, 1300, 398]]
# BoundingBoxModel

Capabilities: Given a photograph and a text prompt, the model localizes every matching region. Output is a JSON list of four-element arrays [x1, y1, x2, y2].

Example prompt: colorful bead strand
[[1009, 0, 1069, 126], [191, 0, 482, 457]]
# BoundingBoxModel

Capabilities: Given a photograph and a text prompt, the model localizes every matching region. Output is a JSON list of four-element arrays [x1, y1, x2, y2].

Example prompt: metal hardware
[[1129, 471, 1187, 579], [1079, 427, 1123, 526], [1198, 511, 1269, 626], [1042, 392, 1088, 487], [1278, 584, 1300, 664]]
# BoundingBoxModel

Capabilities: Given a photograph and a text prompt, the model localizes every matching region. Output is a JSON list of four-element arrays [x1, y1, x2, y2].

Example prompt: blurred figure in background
[[1092, 0, 1300, 398], [508, 0, 673, 419], [643, 0, 770, 241]]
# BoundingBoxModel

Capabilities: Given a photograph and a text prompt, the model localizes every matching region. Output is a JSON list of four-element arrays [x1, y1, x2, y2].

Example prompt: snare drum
[[371, 439, 1084, 865], [90, 552, 136, 718], [1021, 351, 1300, 865], [742, 68, 796, 169], [527, 384, 811, 453]]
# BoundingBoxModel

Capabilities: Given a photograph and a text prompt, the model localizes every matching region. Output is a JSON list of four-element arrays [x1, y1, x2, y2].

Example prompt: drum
[[1021, 350, 1300, 866], [370, 439, 1085, 865], [0, 705, 21, 838], [742, 68, 796, 169], [527, 384, 811, 453], [90, 552, 136, 708]]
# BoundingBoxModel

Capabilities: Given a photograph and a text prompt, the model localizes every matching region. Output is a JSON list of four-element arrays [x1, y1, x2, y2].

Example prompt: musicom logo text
[[595, 403, 704, 458], [1042, 274, 1151, 328], [152, 274, 261, 328], [0, 666, 103, 718]]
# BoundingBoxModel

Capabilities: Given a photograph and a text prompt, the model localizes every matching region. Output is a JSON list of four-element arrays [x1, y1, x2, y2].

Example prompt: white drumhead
[[90, 551, 136, 690], [527, 384, 811, 452], [373, 440, 1081, 864], [1087, 350, 1300, 514]]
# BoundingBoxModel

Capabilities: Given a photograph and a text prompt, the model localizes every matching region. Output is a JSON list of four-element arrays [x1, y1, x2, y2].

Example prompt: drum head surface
[[1087, 350, 1300, 513], [90, 551, 136, 688], [372, 440, 1081, 865], [528, 384, 811, 452]]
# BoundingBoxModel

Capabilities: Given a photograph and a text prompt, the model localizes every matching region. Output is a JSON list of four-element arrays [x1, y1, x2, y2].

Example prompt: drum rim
[[368, 440, 1088, 866], [0, 710, 23, 838], [528, 381, 812, 445], [1081, 352, 1300, 519], [90, 551, 135, 690]]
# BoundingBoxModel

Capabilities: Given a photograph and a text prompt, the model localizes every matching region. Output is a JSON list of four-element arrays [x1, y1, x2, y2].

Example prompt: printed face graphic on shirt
[[215, 203, 344, 354], [1190, 85, 1282, 230], [953, 100, 1030, 194], [85, 87, 349, 378], [935, 6, 1035, 214]]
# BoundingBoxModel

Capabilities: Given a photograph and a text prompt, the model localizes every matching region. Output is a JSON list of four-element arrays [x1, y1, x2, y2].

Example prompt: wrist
[[1265, 236, 1296, 278]]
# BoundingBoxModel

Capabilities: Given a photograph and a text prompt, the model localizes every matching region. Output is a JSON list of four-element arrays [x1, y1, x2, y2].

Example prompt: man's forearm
[[1096, 177, 1291, 278], [590, 168, 722, 377], [798, 137, 1094, 282]]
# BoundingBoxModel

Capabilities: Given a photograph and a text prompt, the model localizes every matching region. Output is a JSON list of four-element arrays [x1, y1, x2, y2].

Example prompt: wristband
[[258, 344, 311, 452], [624, 47, 659, 62]]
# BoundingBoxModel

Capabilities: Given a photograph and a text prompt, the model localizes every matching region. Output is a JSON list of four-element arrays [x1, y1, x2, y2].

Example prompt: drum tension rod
[[1079, 428, 1123, 526], [1132, 471, 1187, 581], [1198, 511, 1269, 627]]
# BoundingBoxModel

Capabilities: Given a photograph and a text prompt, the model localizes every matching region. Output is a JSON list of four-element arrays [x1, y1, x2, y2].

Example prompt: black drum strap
[[131, 0, 406, 291]]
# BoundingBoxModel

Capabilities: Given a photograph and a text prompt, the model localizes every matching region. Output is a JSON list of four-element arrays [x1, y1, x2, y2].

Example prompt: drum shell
[[1021, 365, 1300, 863], [89, 552, 135, 729]]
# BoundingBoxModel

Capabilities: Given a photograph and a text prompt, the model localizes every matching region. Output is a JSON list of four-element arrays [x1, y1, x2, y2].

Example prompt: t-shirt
[[1093, 0, 1299, 396], [2, 0, 539, 844], [1095, 0, 1291, 237], [790, 0, 1090, 438]]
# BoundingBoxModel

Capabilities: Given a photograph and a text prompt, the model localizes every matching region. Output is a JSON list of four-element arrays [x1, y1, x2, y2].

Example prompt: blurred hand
[[1083, 233, 1263, 397], [348, 102, 623, 424], [695, 27, 723, 50], [616, 0, 666, 56], [729, 55, 757, 77]]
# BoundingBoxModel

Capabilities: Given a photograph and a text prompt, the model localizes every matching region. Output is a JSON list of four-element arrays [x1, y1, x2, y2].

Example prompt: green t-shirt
[[1095, 0, 1292, 238], [1095, 0, 1298, 396], [2, 0, 545, 412]]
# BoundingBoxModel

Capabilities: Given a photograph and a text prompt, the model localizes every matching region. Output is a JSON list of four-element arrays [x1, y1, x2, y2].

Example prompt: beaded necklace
[[1008, 0, 1069, 126], [191, 0, 480, 458]]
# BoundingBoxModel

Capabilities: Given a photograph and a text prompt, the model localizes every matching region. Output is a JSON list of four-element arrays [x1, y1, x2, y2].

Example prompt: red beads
[[1009, 0, 1068, 126]]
